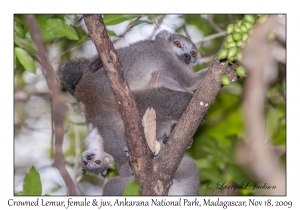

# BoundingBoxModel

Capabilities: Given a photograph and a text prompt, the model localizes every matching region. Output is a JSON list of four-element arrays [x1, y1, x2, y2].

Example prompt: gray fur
[[59, 58, 90, 94], [60, 30, 204, 195], [168, 155, 200, 195], [103, 155, 199, 195], [81, 128, 114, 175]]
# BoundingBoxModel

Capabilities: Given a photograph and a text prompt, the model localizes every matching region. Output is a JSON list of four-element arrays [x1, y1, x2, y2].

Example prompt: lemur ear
[[155, 30, 171, 41]]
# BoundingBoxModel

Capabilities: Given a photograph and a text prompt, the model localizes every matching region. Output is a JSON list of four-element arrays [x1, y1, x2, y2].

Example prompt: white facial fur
[[156, 30, 200, 68]]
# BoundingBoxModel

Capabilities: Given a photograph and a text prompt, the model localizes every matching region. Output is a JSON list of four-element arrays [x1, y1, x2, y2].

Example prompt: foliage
[[45, 19, 79, 40], [15, 47, 36, 74], [14, 14, 286, 196], [16, 166, 42, 196], [122, 181, 141, 196]]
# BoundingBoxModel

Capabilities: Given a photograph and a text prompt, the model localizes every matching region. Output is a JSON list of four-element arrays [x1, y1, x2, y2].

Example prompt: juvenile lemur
[[60, 30, 206, 195]]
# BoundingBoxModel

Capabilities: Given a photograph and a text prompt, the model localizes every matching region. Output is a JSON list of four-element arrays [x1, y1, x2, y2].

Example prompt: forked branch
[[83, 14, 238, 195]]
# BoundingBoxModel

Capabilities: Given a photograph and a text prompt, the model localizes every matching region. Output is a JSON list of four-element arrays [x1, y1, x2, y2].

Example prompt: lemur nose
[[184, 53, 191, 63], [87, 154, 94, 160]]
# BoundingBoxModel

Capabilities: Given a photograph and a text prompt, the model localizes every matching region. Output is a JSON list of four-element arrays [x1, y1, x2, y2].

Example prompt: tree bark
[[83, 14, 153, 195], [83, 14, 237, 195], [153, 54, 237, 194]]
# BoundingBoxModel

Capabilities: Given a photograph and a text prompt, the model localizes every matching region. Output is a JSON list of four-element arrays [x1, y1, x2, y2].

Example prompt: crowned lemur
[[60, 30, 207, 195]]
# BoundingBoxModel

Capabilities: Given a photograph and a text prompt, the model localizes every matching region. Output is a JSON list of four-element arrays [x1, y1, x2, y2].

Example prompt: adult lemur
[[60, 30, 206, 195]]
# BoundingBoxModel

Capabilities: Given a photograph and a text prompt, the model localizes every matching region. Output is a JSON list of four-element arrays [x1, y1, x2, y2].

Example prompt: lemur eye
[[190, 51, 196, 58], [174, 41, 181, 48]]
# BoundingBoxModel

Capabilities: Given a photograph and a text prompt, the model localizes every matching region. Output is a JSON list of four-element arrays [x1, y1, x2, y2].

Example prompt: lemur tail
[[59, 58, 90, 95]]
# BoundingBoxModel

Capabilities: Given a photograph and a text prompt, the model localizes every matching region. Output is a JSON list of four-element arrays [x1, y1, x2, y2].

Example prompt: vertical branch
[[67, 104, 82, 179], [237, 15, 286, 195], [83, 14, 153, 195], [24, 15, 78, 195]]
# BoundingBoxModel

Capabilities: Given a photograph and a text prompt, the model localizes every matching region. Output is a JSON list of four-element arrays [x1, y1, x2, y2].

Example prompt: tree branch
[[154, 50, 237, 194], [207, 15, 223, 32], [14, 34, 41, 63], [24, 15, 78, 196], [195, 31, 226, 44], [147, 15, 166, 40], [83, 14, 237, 195], [83, 14, 153, 195]]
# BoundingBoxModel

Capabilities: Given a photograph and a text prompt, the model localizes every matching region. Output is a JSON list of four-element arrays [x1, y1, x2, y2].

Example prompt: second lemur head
[[155, 30, 200, 68]]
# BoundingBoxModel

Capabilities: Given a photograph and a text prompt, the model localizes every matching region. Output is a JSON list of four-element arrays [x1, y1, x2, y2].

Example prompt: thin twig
[[228, 14, 233, 24], [182, 15, 191, 39], [207, 15, 223, 33], [147, 15, 166, 40], [75, 174, 84, 185], [198, 55, 215, 65], [14, 34, 41, 63], [54, 41, 87, 61], [14, 92, 49, 102], [69, 120, 86, 126], [195, 31, 226, 44], [15, 122, 51, 132], [113, 15, 144, 44], [112, 24, 133, 44], [68, 104, 83, 195], [67, 104, 82, 180]]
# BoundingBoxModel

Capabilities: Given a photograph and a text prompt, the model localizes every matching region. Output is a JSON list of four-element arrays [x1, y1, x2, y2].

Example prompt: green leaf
[[35, 15, 56, 43], [226, 164, 252, 185], [200, 168, 224, 183], [107, 164, 117, 179], [103, 14, 140, 25], [195, 158, 214, 169], [15, 191, 23, 196], [14, 37, 36, 54], [46, 19, 78, 40], [107, 30, 117, 37], [70, 25, 88, 43], [14, 22, 25, 38], [23, 166, 42, 196], [122, 181, 140, 195], [15, 47, 36, 74]]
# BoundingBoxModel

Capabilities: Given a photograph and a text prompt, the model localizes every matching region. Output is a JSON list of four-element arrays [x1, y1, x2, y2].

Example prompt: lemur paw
[[81, 149, 114, 175], [123, 146, 129, 157]]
